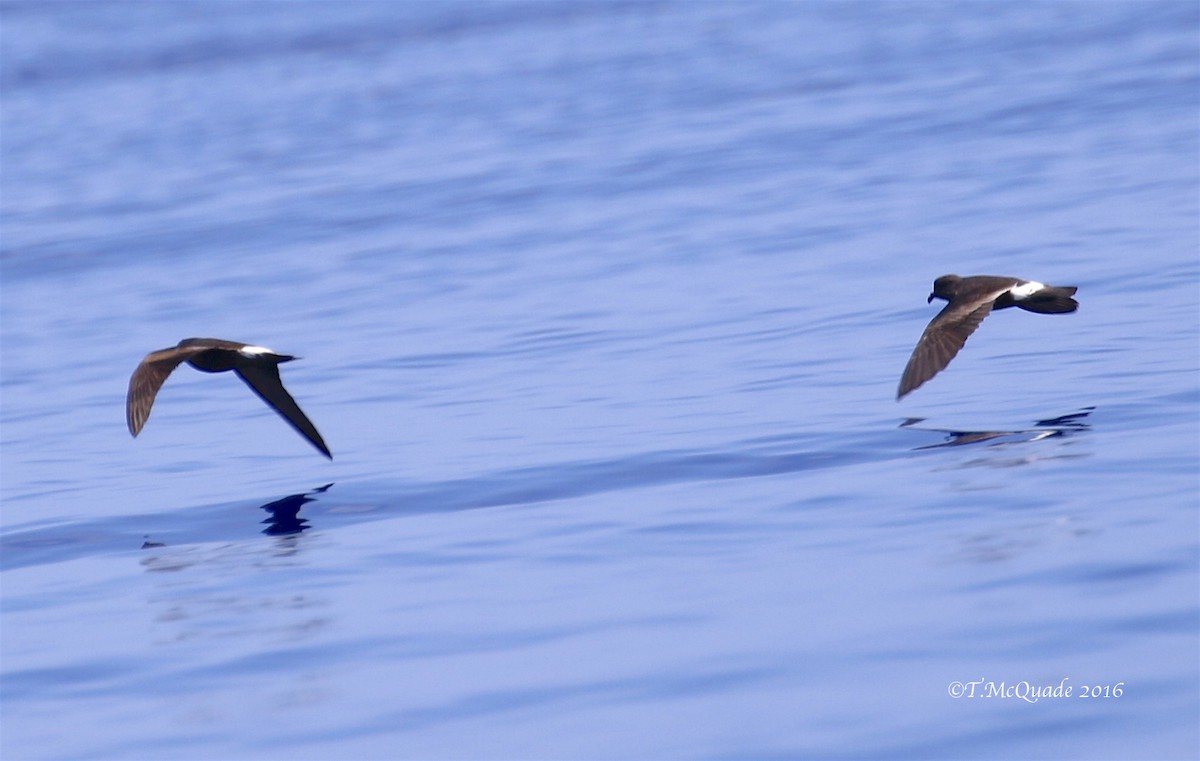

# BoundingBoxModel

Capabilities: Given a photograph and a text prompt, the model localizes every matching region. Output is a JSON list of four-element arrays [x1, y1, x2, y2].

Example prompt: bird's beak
[[927, 293, 935, 304]]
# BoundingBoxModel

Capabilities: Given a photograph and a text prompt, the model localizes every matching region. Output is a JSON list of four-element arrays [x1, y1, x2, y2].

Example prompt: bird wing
[[897, 289, 1007, 399], [126, 345, 209, 436], [234, 365, 332, 459]]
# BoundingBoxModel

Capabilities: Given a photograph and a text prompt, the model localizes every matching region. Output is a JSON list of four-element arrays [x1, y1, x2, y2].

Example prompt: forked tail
[[1017, 286, 1078, 314]]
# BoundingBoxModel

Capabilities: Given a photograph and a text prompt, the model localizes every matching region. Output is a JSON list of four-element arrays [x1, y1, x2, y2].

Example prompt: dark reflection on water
[[0, 483, 335, 572], [1, 416, 1096, 572], [902, 407, 1094, 450], [136, 483, 334, 572], [260, 482, 333, 536]]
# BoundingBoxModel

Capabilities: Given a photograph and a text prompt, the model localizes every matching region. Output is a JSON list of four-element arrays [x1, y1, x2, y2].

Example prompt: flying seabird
[[126, 338, 331, 458], [897, 275, 1078, 400]]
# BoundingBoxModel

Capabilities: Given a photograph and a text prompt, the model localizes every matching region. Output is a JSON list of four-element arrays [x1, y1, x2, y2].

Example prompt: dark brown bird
[[126, 338, 331, 458], [898, 275, 1078, 400]]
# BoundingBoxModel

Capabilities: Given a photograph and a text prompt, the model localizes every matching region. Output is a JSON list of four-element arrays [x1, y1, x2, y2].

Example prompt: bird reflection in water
[[139, 484, 333, 570], [260, 483, 333, 536], [902, 407, 1094, 450]]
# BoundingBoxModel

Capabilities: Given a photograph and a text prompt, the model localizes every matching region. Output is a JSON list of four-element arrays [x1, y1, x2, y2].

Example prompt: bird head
[[929, 274, 961, 303]]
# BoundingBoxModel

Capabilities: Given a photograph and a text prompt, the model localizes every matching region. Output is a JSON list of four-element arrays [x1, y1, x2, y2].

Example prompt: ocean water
[[1, 2, 1197, 759]]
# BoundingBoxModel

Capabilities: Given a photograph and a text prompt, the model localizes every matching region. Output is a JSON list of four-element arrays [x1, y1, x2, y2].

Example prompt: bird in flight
[[127, 338, 331, 458], [898, 275, 1078, 400]]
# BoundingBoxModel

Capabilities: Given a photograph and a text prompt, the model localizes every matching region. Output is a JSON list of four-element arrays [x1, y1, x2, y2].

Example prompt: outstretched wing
[[126, 346, 206, 436], [235, 365, 332, 459], [897, 294, 1002, 400]]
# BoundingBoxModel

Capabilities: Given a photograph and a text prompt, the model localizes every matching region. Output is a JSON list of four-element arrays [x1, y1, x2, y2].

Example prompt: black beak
[[927, 293, 935, 304]]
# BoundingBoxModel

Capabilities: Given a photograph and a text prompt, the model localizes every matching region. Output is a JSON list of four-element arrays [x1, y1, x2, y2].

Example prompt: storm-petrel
[[897, 275, 1078, 399], [126, 338, 332, 458]]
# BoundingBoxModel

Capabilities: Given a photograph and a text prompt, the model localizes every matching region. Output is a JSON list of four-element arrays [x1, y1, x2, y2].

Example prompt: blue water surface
[[2, 2, 1197, 759]]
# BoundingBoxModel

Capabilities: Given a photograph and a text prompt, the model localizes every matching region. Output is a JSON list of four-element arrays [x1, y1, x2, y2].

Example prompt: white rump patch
[[239, 345, 273, 357], [1009, 281, 1045, 300]]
